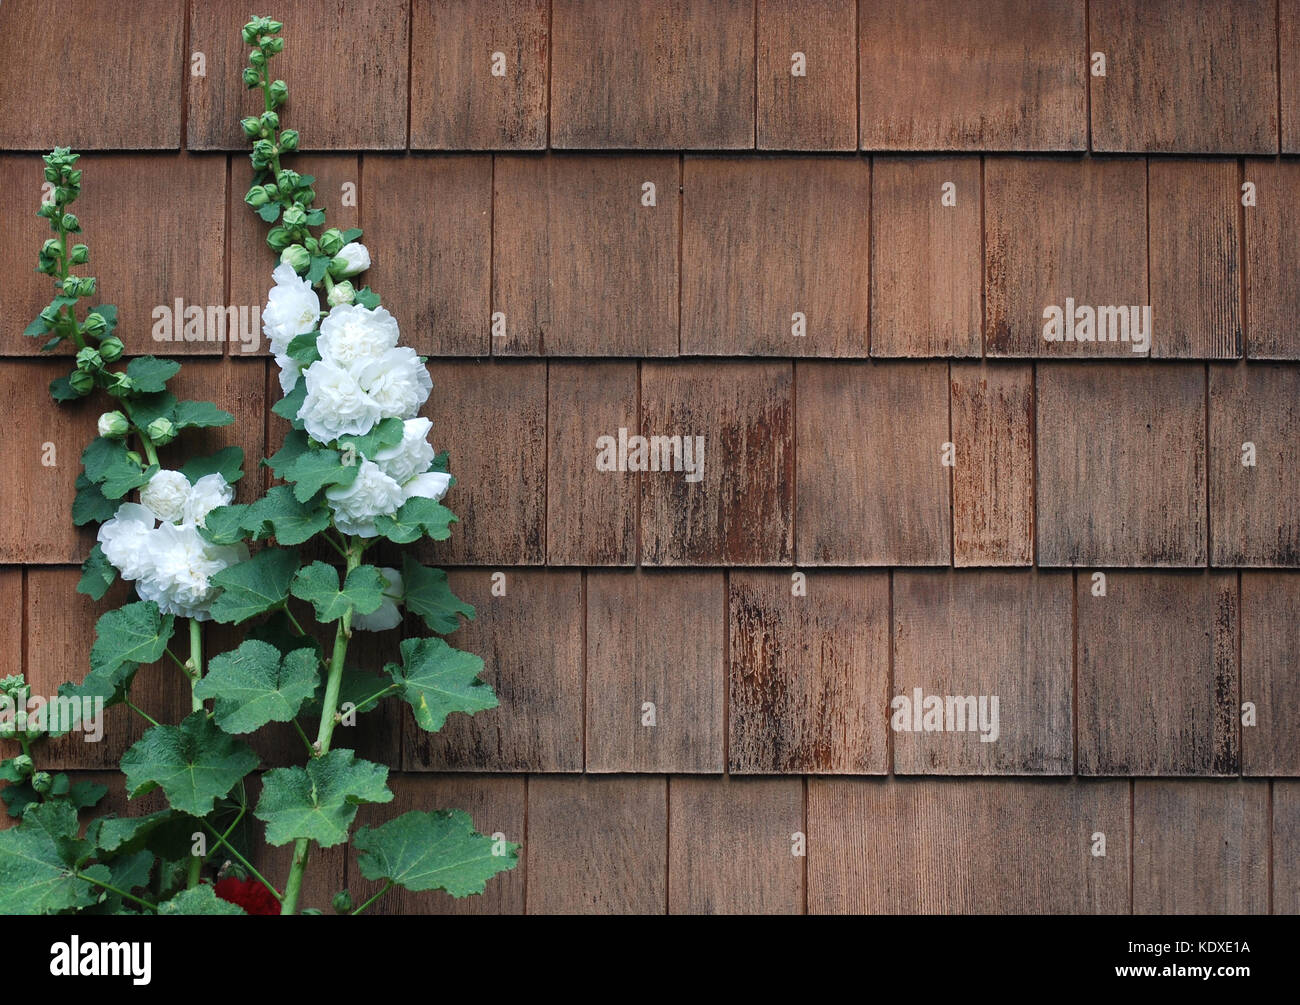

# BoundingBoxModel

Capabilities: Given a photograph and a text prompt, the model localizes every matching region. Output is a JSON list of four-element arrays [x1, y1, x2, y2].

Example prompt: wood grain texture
[[1133, 780, 1269, 914], [419, 360, 547, 565], [525, 775, 667, 914], [1210, 363, 1300, 567], [351, 773, 526, 914], [985, 157, 1148, 357], [493, 155, 679, 356], [1148, 160, 1242, 358], [2, 154, 226, 358], [1241, 573, 1300, 775], [0, 360, 98, 563], [668, 776, 804, 914], [365, 156, 492, 356], [858, 0, 1086, 151], [756, 0, 857, 151], [893, 570, 1073, 774], [1090, 0, 1278, 154], [1036, 364, 1207, 567], [795, 361, 950, 565], [1244, 159, 1300, 357], [406, 570, 583, 771], [586, 570, 725, 772], [550, 0, 755, 149], [1078, 572, 1238, 776], [871, 157, 982, 357], [26, 570, 188, 771], [410, 0, 548, 150], [188, 0, 409, 150], [1276, 781, 1300, 913], [808, 778, 1129, 913], [546, 361, 637, 565], [950, 362, 1034, 566], [228, 155, 359, 357], [729, 570, 889, 773], [681, 157, 869, 357], [1284, 1, 1300, 153], [0, 0, 182, 149], [640, 362, 793, 566]]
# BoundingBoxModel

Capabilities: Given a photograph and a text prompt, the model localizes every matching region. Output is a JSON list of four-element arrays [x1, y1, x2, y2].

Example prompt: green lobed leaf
[[401, 556, 474, 633], [120, 711, 259, 817], [352, 286, 381, 310], [181, 445, 244, 485], [128, 391, 176, 430], [76, 544, 116, 601], [306, 255, 330, 284], [208, 548, 300, 624], [375, 497, 457, 545], [198, 503, 256, 545], [173, 400, 235, 430], [50, 375, 80, 402], [254, 749, 392, 848], [124, 356, 181, 393], [286, 331, 321, 365], [72, 473, 116, 525], [266, 429, 310, 478], [284, 448, 359, 503], [256, 201, 281, 223], [386, 636, 496, 733], [290, 562, 387, 623], [158, 884, 247, 915], [89, 601, 175, 677], [193, 640, 319, 734], [336, 417, 403, 461], [243, 485, 331, 545], [353, 809, 517, 898], [0, 801, 95, 915], [271, 381, 307, 430]]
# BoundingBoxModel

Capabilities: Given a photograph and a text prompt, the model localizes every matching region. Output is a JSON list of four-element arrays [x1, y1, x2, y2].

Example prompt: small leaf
[[386, 636, 496, 733], [23, 316, 50, 337], [120, 711, 259, 817], [101, 461, 157, 500], [76, 544, 116, 601], [198, 503, 255, 545], [353, 809, 517, 898], [341, 228, 363, 243], [256, 201, 281, 223], [50, 376, 80, 402], [173, 400, 235, 430], [72, 474, 115, 525], [124, 356, 181, 393], [401, 556, 474, 633], [208, 548, 300, 624], [254, 749, 392, 847], [307, 255, 330, 284], [266, 429, 310, 478], [89, 601, 175, 678], [242, 485, 331, 545], [286, 331, 321, 365], [352, 286, 381, 310], [375, 497, 457, 545], [182, 446, 244, 485], [194, 640, 319, 734], [290, 562, 387, 623], [271, 381, 307, 430], [285, 448, 359, 502], [336, 417, 403, 461]]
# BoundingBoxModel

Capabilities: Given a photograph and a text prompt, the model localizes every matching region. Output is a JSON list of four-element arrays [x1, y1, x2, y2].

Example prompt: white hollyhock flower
[[274, 351, 304, 395], [324, 460, 404, 537], [352, 566, 402, 632], [97, 503, 158, 581], [137, 522, 248, 620], [298, 359, 383, 443], [373, 417, 435, 484], [316, 303, 398, 370], [140, 469, 192, 523], [330, 242, 370, 278], [357, 347, 432, 420], [263, 262, 320, 358], [400, 470, 452, 503], [182, 472, 234, 528]]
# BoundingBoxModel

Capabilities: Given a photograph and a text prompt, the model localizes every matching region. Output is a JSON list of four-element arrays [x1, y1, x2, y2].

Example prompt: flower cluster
[[98, 471, 248, 620]]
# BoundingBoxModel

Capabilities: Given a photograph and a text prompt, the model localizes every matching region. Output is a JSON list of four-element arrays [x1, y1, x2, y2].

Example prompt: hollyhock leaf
[[181, 445, 244, 485], [173, 400, 235, 430], [352, 286, 381, 310], [129, 391, 177, 431], [307, 254, 331, 284], [386, 637, 496, 733], [50, 375, 80, 402], [91, 810, 177, 853], [353, 809, 517, 898], [59, 662, 140, 712], [80, 436, 127, 484], [199, 503, 256, 545], [290, 562, 387, 623], [431, 449, 450, 474], [401, 557, 474, 633], [1, 783, 38, 820], [76, 544, 116, 600], [341, 228, 363, 243], [285, 448, 359, 503], [158, 884, 247, 915], [286, 331, 321, 365], [89, 601, 175, 677], [0, 801, 96, 914], [272, 381, 308, 430], [374, 498, 457, 546], [72, 473, 116, 525], [124, 356, 181, 393], [105, 849, 154, 893], [24, 316, 50, 337], [194, 641, 319, 734], [242, 485, 330, 545], [336, 416, 403, 460], [266, 429, 310, 478], [209, 548, 300, 624], [254, 749, 392, 848], [256, 201, 281, 223], [248, 610, 323, 661], [101, 460, 157, 500], [67, 780, 108, 811], [121, 712, 259, 816]]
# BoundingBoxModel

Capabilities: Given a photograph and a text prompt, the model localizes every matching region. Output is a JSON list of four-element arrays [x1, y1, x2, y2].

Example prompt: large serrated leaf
[[353, 809, 517, 898], [386, 637, 496, 733], [120, 712, 259, 816], [254, 749, 392, 847], [193, 640, 319, 734]]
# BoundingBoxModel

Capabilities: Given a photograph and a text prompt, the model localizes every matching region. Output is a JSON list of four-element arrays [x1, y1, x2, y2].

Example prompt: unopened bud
[[97, 411, 129, 439], [279, 129, 299, 151], [146, 416, 178, 446], [318, 228, 344, 257], [280, 244, 310, 274], [328, 242, 370, 279], [241, 116, 262, 138], [331, 890, 353, 913], [75, 346, 103, 371], [69, 369, 95, 395], [80, 312, 108, 339], [327, 280, 355, 307], [99, 335, 124, 362], [266, 227, 292, 253]]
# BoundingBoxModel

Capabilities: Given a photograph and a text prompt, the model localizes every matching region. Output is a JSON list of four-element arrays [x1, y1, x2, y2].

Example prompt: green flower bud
[[146, 416, 177, 445], [331, 889, 353, 914], [319, 228, 344, 257], [268, 79, 288, 106], [266, 227, 292, 253], [68, 369, 95, 395], [243, 67, 261, 88], [80, 276, 96, 296], [39, 304, 61, 326], [80, 312, 108, 340], [249, 48, 266, 68], [276, 169, 300, 194], [282, 204, 307, 229], [279, 129, 299, 152], [68, 169, 82, 186], [260, 110, 279, 131], [31, 772, 52, 795], [251, 139, 276, 167], [280, 244, 310, 273], [327, 280, 355, 307], [266, 19, 283, 32], [99, 335, 124, 362], [244, 185, 271, 208], [241, 116, 262, 138], [69, 243, 89, 265], [97, 411, 129, 439], [75, 346, 103, 371], [0, 722, 16, 740], [105, 371, 133, 397], [266, 36, 284, 54], [61, 276, 81, 297], [242, 22, 259, 44], [11, 754, 34, 778], [44, 165, 60, 184], [60, 212, 80, 233]]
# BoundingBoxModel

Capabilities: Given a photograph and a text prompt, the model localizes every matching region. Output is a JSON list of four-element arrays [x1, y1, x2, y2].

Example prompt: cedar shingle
[[493, 155, 679, 356], [1077, 572, 1238, 776], [858, 0, 1086, 151], [757, 0, 857, 151], [729, 570, 890, 774], [550, 0, 755, 149], [1276, 781, 1300, 913], [1241, 573, 1300, 775], [410, 0, 548, 150], [586, 570, 725, 773], [1244, 159, 1300, 358]]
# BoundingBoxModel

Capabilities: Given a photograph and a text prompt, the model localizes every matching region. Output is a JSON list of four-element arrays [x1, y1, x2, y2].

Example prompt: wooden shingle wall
[[0, 0, 1296, 914]]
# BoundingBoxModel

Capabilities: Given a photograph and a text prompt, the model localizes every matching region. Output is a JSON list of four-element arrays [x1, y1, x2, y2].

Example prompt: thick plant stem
[[281, 536, 360, 915], [188, 618, 203, 712]]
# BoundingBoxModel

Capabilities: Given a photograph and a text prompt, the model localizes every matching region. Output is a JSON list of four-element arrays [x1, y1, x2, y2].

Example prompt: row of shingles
[[397, 566, 1299, 778], [3, 0, 1297, 155]]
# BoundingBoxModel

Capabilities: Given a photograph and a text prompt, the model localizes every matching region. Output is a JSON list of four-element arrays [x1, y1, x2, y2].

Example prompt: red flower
[[214, 876, 282, 915]]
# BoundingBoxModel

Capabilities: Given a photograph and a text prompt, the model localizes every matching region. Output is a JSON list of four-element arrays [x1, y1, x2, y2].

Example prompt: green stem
[[188, 618, 203, 712], [200, 820, 282, 902], [290, 717, 313, 755], [282, 605, 308, 635], [123, 700, 159, 728], [187, 852, 201, 889], [350, 880, 393, 916], [281, 535, 360, 915], [78, 871, 157, 912]]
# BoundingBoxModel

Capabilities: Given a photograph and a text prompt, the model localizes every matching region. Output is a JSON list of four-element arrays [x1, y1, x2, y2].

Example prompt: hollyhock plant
[[0, 16, 516, 917]]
